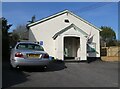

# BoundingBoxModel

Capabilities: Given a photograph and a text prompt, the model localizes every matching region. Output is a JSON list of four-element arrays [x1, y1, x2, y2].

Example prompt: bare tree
[[13, 24, 29, 40]]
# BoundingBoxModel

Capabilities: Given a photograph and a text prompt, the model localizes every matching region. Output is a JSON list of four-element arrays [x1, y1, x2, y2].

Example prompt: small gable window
[[64, 19, 70, 23]]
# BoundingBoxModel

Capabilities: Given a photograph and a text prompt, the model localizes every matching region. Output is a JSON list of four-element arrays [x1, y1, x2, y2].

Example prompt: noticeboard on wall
[[87, 43, 96, 52], [40, 41, 43, 46]]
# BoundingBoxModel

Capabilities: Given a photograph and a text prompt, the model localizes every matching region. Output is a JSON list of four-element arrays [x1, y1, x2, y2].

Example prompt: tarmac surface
[[2, 60, 118, 88]]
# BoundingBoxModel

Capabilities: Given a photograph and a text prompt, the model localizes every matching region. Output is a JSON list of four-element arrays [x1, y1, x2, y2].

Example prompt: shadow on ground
[[87, 57, 102, 63], [2, 60, 66, 88], [19, 60, 67, 72], [2, 61, 30, 88]]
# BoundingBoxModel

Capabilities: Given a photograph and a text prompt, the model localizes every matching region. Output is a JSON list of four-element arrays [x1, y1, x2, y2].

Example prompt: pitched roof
[[27, 10, 101, 31], [52, 24, 88, 40]]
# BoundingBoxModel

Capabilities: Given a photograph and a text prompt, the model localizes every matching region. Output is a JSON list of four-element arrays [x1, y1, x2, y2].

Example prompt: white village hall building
[[27, 10, 101, 61]]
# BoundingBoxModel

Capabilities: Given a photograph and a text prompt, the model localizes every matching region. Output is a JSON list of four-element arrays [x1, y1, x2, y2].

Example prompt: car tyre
[[41, 66, 47, 71], [9, 64, 17, 70], [9, 64, 14, 70]]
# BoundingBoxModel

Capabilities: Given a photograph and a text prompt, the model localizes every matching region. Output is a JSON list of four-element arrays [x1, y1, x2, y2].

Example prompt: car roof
[[17, 42, 39, 45]]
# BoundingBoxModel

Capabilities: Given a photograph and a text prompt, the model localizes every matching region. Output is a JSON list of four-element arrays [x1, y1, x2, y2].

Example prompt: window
[[87, 43, 96, 52], [64, 19, 70, 23], [16, 43, 44, 51]]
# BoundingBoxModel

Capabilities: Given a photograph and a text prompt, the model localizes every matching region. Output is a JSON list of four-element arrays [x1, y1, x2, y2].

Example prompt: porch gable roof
[[52, 24, 88, 40]]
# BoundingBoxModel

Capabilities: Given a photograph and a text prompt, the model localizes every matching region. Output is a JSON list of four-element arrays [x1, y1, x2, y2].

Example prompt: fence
[[101, 46, 120, 57], [101, 46, 120, 61]]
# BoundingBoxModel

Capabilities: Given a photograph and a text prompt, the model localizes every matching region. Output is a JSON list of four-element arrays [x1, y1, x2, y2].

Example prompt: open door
[[64, 37, 80, 60]]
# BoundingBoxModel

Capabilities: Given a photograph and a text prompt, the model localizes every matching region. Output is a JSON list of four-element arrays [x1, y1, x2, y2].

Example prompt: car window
[[16, 43, 44, 51], [18, 45, 26, 49]]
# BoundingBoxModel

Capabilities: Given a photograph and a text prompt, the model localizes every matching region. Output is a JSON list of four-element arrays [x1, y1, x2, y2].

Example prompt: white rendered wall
[[29, 12, 100, 59], [29, 13, 69, 57], [56, 27, 87, 60], [67, 13, 100, 57]]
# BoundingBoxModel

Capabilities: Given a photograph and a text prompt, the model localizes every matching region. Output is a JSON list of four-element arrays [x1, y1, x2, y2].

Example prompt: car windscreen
[[16, 43, 44, 51]]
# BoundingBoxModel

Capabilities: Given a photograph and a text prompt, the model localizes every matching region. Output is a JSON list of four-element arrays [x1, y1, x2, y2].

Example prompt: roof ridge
[[27, 9, 70, 27], [27, 10, 101, 31]]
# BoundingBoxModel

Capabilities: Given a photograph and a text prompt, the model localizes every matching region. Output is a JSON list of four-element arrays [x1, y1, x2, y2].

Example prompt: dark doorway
[[64, 37, 80, 60]]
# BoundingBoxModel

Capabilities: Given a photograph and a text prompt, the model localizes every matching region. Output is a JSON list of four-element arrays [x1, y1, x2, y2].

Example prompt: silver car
[[10, 42, 50, 69]]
